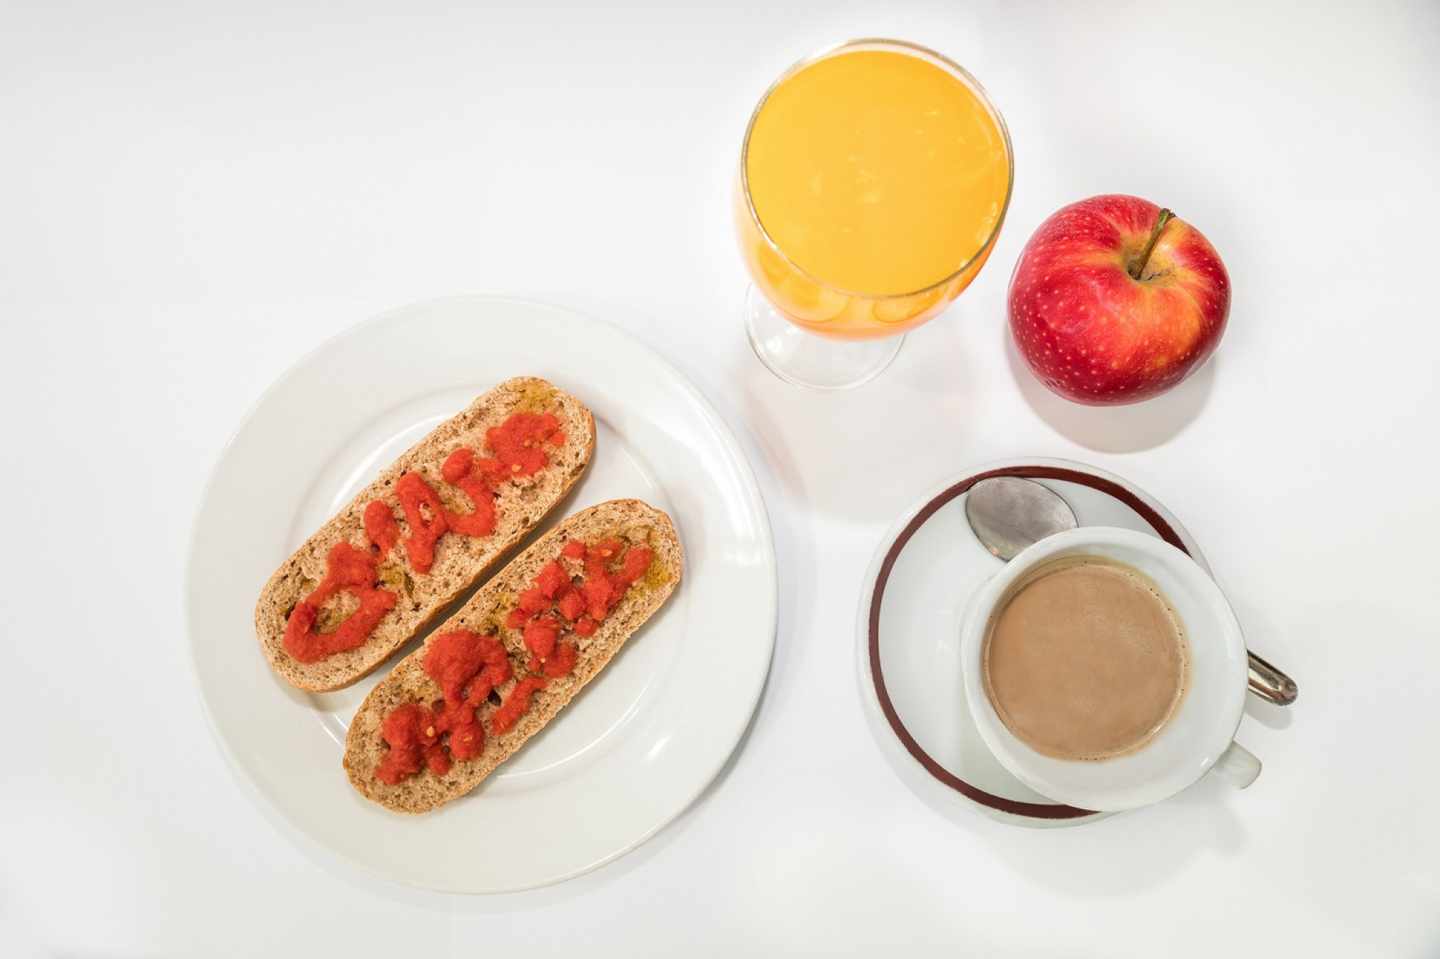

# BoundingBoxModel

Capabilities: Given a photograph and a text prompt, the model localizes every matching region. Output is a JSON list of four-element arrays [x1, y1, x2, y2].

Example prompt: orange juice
[[738, 43, 1011, 339]]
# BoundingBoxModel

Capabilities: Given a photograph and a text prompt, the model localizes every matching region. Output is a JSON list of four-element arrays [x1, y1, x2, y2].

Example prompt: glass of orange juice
[[737, 39, 1014, 389]]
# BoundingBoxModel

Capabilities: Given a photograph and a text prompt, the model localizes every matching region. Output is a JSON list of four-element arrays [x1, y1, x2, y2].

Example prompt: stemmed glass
[[735, 39, 1014, 389]]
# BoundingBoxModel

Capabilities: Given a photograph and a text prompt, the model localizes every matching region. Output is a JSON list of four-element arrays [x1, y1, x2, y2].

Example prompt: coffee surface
[[983, 556, 1188, 761]]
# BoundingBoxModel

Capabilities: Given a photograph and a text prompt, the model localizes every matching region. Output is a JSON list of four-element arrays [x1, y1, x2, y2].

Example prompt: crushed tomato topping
[[282, 542, 397, 663], [282, 408, 567, 662], [375, 629, 513, 785], [373, 536, 654, 783]]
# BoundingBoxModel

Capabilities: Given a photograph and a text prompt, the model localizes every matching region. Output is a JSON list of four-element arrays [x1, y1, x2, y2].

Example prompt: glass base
[[744, 286, 903, 390]]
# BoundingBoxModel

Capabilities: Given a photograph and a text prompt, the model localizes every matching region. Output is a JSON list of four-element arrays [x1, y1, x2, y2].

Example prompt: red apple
[[1008, 194, 1230, 405]]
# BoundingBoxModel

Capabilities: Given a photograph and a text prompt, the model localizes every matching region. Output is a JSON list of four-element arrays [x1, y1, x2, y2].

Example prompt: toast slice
[[343, 499, 682, 813], [255, 377, 596, 692]]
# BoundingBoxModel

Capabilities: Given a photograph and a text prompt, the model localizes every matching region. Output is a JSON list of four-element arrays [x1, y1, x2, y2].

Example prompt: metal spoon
[[964, 476, 1298, 706]]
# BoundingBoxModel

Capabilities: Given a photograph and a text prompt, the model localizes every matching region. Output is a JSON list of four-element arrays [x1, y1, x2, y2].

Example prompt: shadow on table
[[863, 672, 1254, 899], [1002, 315, 1217, 454], [738, 316, 985, 525], [975, 771, 1249, 898]]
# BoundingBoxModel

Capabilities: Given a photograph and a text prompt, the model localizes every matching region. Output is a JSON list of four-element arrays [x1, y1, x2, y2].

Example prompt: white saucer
[[187, 296, 776, 891], [855, 458, 1211, 828]]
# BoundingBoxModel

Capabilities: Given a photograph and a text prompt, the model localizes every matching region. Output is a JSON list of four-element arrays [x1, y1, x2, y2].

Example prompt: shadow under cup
[[959, 527, 1253, 813]]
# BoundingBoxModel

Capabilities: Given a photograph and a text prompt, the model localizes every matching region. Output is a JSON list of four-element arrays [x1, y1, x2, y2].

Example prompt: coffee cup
[[959, 526, 1261, 812]]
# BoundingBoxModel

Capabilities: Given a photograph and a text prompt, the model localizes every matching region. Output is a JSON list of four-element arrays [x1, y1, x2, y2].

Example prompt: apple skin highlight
[[1008, 194, 1230, 405]]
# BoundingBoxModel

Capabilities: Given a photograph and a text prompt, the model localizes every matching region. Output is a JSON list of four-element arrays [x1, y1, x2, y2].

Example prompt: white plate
[[187, 296, 776, 892], [855, 459, 1209, 829]]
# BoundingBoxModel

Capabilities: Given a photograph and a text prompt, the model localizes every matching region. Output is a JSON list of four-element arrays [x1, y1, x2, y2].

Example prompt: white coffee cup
[[959, 526, 1261, 812]]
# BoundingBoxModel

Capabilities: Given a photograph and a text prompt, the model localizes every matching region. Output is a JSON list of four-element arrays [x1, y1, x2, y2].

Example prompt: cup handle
[[1212, 741, 1262, 789]]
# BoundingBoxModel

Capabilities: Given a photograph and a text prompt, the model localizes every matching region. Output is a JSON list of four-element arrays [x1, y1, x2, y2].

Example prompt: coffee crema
[[982, 555, 1189, 761]]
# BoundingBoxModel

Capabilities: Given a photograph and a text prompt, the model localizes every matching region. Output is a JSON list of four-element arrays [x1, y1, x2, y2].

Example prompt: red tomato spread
[[375, 629, 513, 785], [492, 539, 653, 723], [375, 704, 446, 783], [487, 412, 565, 478], [394, 472, 448, 573], [372, 536, 654, 783], [575, 538, 654, 627], [363, 409, 564, 576], [282, 542, 398, 663], [490, 675, 547, 734], [363, 500, 399, 557], [284, 408, 569, 665], [440, 448, 501, 536]]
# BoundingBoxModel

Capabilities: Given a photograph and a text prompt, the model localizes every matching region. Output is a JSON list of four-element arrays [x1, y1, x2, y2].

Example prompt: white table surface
[[4, 1, 1438, 955]]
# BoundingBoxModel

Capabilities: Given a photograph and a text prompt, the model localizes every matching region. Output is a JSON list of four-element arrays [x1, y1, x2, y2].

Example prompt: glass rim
[[739, 37, 1016, 302]]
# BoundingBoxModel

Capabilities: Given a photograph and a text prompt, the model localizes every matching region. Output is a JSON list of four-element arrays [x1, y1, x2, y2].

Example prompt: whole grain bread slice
[[254, 377, 595, 692], [343, 499, 682, 814]]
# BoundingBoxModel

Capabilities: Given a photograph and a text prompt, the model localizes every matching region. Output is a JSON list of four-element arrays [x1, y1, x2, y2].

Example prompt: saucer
[[855, 458, 1211, 828]]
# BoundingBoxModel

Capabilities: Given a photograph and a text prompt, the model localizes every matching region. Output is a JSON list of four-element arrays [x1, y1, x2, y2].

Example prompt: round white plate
[[187, 296, 776, 892], [856, 459, 1209, 829]]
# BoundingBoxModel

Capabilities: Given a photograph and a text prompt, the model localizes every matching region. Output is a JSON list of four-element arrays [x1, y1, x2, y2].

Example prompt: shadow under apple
[[1003, 318, 1217, 454]]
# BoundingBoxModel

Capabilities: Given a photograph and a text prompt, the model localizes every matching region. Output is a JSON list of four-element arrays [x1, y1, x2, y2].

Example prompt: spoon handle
[[1247, 651, 1298, 706]]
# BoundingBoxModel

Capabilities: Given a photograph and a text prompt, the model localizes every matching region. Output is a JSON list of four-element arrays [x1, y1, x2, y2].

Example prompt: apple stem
[[1129, 208, 1174, 280]]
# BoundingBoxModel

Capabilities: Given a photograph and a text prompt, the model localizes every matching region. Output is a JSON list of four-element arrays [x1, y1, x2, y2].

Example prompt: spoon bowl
[[965, 476, 1078, 560]]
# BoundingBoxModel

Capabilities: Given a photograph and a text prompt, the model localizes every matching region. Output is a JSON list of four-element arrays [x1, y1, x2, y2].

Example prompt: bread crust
[[254, 377, 596, 692], [343, 499, 683, 813]]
